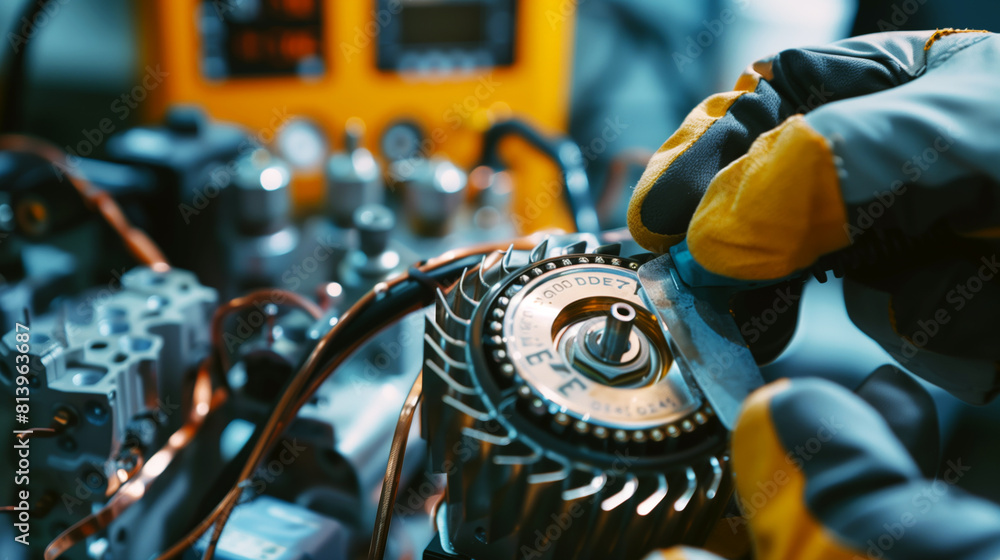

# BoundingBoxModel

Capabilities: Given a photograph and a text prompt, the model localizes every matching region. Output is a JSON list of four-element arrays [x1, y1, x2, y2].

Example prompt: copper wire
[[368, 370, 423, 560], [104, 448, 145, 498], [44, 362, 224, 559], [0, 134, 170, 271], [210, 289, 324, 374], [13, 427, 57, 440], [158, 237, 539, 560], [14, 406, 75, 442]]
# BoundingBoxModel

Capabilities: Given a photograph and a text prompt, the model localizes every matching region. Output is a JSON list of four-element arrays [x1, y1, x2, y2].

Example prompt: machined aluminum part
[[422, 236, 732, 560], [0, 267, 216, 512]]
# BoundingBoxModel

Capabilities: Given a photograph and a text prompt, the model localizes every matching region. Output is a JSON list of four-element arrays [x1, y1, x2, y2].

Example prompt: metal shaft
[[600, 302, 636, 362]]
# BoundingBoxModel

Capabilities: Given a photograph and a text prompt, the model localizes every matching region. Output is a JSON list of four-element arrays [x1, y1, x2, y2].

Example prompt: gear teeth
[[563, 240, 587, 255], [673, 467, 698, 512], [425, 241, 732, 560], [461, 426, 512, 446], [443, 394, 493, 422], [456, 268, 480, 317], [706, 456, 723, 500], [426, 315, 467, 350], [500, 244, 516, 276], [527, 466, 569, 485], [426, 360, 476, 396], [637, 474, 668, 516], [630, 252, 658, 264], [424, 333, 469, 371], [528, 237, 551, 263], [600, 475, 638, 512], [435, 288, 470, 339], [493, 440, 542, 466], [594, 242, 622, 256], [562, 473, 607, 501], [474, 256, 492, 300]]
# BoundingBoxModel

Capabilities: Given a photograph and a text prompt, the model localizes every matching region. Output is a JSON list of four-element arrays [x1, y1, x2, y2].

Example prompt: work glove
[[627, 29, 1000, 404], [645, 376, 1000, 560]]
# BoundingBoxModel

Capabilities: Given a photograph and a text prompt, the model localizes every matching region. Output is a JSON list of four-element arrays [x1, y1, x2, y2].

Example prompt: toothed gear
[[423, 236, 733, 560]]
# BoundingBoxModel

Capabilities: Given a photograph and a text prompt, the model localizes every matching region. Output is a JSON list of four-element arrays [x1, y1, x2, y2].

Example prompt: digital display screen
[[202, 0, 324, 79], [377, 0, 515, 71], [400, 5, 487, 45]]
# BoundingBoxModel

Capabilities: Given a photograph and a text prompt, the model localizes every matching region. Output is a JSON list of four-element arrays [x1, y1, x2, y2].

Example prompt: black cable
[[480, 119, 600, 234], [307, 254, 483, 374], [160, 248, 497, 559], [406, 266, 444, 295], [209, 255, 483, 483], [1, 0, 54, 133]]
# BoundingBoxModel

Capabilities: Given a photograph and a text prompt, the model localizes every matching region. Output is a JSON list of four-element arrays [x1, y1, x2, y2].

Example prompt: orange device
[[140, 0, 578, 232]]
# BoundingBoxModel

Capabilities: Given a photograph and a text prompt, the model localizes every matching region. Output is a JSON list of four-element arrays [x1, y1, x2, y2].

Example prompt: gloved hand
[[644, 377, 1000, 560], [628, 29, 1000, 403]]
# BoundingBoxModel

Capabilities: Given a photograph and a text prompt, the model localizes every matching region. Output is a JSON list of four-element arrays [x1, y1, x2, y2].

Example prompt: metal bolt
[[599, 303, 636, 363]]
